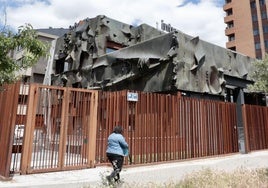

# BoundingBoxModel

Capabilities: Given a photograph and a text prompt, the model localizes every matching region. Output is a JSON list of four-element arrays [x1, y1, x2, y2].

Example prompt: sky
[[0, 0, 227, 47]]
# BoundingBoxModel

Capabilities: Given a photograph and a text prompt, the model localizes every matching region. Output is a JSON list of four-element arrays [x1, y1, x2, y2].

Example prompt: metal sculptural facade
[[50, 15, 254, 96]]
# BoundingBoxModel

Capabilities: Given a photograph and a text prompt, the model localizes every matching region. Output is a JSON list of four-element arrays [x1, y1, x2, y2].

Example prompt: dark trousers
[[106, 153, 124, 182]]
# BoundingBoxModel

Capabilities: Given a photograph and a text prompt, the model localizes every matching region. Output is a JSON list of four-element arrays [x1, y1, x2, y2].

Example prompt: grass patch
[[177, 168, 268, 188], [85, 168, 268, 188]]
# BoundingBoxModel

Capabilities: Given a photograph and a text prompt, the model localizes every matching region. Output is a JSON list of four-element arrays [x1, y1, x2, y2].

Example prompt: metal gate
[[19, 84, 98, 174], [243, 104, 268, 151]]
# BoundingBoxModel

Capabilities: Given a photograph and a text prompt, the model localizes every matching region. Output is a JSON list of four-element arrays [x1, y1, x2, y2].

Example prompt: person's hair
[[113, 125, 123, 134]]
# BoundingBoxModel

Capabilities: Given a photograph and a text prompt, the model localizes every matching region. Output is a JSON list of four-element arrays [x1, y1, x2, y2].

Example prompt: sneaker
[[106, 175, 112, 183], [115, 179, 124, 184]]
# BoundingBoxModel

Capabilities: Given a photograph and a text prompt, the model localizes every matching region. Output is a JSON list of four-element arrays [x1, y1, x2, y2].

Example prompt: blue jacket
[[106, 133, 129, 156]]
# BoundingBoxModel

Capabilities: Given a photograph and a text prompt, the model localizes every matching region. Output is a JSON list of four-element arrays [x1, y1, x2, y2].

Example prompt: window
[[33, 73, 44, 84], [265, 40, 268, 48], [256, 55, 262, 59], [263, 25, 268, 33], [250, 1, 256, 9], [227, 21, 234, 28], [229, 47, 236, 51], [255, 49, 262, 59], [254, 28, 259, 35], [261, 12, 267, 19], [106, 48, 117, 54], [260, 0, 265, 6], [255, 42, 261, 49], [252, 14, 258, 21], [228, 34, 235, 41], [226, 9, 233, 16], [64, 61, 71, 72], [105, 41, 123, 54]]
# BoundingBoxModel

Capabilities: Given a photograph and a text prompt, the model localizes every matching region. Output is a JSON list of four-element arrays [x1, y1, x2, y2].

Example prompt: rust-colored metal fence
[[95, 91, 239, 165], [243, 104, 268, 151], [2, 83, 268, 178]]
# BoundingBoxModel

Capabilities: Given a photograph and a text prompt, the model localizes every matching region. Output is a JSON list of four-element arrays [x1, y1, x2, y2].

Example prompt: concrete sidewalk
[[1, 150, 268, 188]]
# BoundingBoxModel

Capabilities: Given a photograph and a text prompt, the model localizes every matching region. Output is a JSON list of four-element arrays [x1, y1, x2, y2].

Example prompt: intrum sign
[[127, 92, 138, 102], [161, 20, 177, 33]]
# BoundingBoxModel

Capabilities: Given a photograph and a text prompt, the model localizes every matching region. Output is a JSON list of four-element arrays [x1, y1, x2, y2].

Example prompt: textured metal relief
[[50, 15, 254, 95]]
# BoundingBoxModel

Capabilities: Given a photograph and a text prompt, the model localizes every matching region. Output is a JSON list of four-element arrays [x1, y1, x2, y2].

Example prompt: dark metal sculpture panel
[[50, 15, 254, 95]]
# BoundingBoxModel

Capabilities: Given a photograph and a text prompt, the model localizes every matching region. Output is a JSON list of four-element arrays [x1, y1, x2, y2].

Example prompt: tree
[[248, 54, 268, 93], [0, 24, 47, 85]]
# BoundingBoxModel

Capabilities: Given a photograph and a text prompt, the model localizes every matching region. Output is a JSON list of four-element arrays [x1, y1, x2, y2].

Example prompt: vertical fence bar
[[58, 87, 68, 170], [88, 91, 98, 167], [0, 82, 20, 179], [21, 84, 38, 174], [242, 105, 250, 153]]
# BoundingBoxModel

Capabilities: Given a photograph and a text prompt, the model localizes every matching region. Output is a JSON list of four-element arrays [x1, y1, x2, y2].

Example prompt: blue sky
[[0, 0, 227, 47], [180, 0, 224, 7], [178, 0, 202, 7]]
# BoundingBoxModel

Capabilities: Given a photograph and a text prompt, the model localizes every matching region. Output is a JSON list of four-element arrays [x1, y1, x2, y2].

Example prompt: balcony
[[226, 40, 236, 49], [225, 27, 235, 36], [223, 2, 233, 11], [224, 15, 234, 23]]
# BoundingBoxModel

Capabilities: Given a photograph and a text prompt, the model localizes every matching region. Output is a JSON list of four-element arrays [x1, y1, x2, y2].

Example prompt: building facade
[[14, 28, 68, 84], [224, 0, 268, 59]]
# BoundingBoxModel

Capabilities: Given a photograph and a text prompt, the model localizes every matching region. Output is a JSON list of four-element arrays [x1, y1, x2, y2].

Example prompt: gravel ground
[[1, 150, 268, 188]]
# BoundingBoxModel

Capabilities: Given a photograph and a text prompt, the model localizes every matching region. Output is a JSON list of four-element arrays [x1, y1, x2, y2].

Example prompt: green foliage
[[248, 54, 268, 93], [0, 24, 47, 85]]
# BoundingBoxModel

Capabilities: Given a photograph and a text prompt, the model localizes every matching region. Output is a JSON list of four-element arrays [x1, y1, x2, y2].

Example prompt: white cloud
[[3, 0, 227, 47]]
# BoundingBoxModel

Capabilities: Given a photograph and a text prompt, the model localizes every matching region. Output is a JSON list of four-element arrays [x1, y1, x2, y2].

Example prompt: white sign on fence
[[127, 92, 138, 102]]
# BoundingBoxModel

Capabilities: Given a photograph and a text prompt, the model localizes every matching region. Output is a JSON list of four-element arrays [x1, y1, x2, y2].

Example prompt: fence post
[[88, 91, 99, 167], [58, 87, 68, 170], [242, 105, 250, 153], [234, 88, 248, 154], [0, 82, 20, 179], [20, 84, 38, 174]]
